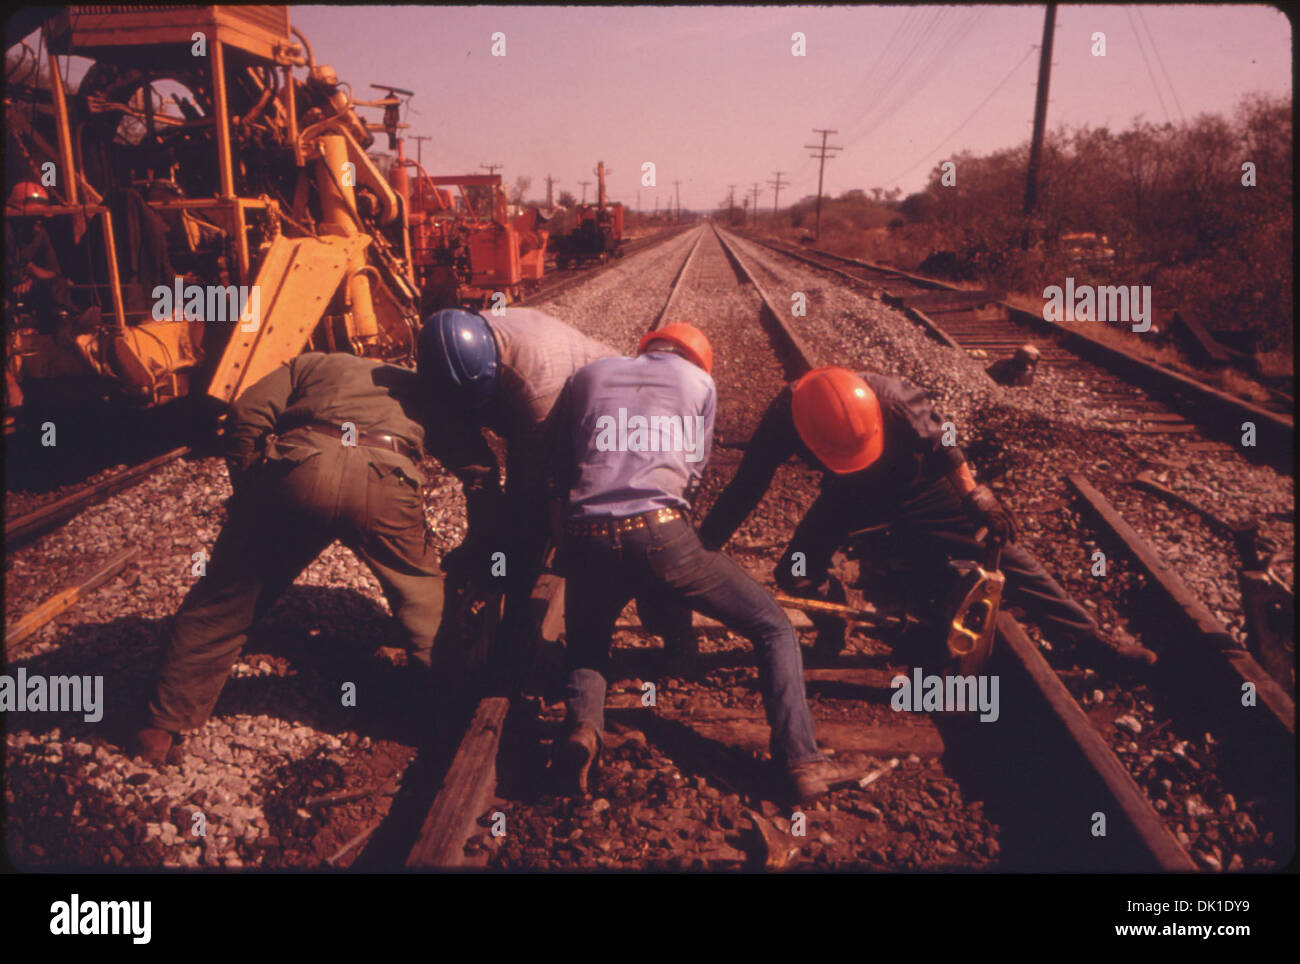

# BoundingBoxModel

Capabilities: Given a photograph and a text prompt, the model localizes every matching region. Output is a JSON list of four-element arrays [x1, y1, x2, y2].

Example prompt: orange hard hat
[[638, 322, 713, 374], [791, 367, 885, 474], [8, 181, 49, 207]]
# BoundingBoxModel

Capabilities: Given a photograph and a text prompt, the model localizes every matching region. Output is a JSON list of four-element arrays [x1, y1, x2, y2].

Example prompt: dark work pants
[[776, 477, 1100, 644], [491, 468, 553, 688], [148, 438, 444, 732], [563, 516, 822, 767]]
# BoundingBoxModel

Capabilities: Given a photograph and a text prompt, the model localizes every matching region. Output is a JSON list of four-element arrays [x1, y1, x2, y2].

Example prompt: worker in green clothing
[[132, 352, 503, 763]]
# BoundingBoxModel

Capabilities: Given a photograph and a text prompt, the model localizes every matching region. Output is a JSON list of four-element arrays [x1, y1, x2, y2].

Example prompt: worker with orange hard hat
[[698, 366, 1157, 672]]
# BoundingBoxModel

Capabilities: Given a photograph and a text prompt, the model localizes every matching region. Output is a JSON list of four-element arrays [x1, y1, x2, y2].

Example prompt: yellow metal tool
[[776, 536, 1006, 675]]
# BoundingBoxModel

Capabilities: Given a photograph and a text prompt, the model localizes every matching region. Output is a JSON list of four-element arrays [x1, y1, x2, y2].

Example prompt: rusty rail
[[5, 446, 191, 550], [5, 547, 141, 657], [713, 225, 821, 374], [650, 224, 707, 330], [1067, 472, 1294, 746]]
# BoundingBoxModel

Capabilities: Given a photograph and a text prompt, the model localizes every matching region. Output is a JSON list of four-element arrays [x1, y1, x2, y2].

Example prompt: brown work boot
[[786, 757, 865, 804], [558, 723, 602, 797], [131, 727, 178, 765]]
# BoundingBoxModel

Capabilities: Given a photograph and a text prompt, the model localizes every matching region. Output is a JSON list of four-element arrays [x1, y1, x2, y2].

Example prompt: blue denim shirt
[[558, 351, 716, 520]]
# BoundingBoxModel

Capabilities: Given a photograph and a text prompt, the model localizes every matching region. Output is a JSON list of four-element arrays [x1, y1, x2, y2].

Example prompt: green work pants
[[148, 434, 443, 732]]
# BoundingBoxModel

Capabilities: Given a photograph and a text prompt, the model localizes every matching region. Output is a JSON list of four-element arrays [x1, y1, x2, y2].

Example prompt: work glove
[[961, 484, 1017, 545]]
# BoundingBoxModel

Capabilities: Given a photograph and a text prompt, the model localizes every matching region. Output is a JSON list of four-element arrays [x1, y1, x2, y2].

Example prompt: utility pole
[[480, 163, 503, 176], [1021, 2, 1057, 250], [673, 180, 682, 223], [578, 180, 592, 204], [636, 187, 641, 213], [727, 184, 737, 223], [593, 162, 613, 209], [751, 182, 761, 225], [804, 128, 842, 241], [544, 174, 557, 208], [768, 170, 787, 215], [410, 135, 432, 168]]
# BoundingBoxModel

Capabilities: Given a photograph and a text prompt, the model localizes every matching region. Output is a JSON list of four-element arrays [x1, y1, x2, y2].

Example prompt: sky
[[40, 5, 1297, 211]]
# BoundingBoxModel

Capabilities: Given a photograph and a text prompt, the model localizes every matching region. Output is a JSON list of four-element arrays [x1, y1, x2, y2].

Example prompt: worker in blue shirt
[[551, 324, 866, 804]]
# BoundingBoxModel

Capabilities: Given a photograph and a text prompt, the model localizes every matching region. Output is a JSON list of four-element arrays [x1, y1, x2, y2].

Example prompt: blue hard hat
[[417, 309, 499, 410]]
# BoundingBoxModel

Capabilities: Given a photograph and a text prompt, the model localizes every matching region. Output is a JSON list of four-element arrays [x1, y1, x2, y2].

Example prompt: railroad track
[[407, 223, 1200, 871], [520, 225, 695, 307], [5, 445, 191, 552], [721, 224, 1293, 868], [5, 222, 1279, 872], [738, 233, 1293, 472]]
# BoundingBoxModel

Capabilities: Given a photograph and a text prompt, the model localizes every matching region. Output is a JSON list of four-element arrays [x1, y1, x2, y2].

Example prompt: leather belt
[[297, 421, 422, 464], [565, 507, 683, 538]]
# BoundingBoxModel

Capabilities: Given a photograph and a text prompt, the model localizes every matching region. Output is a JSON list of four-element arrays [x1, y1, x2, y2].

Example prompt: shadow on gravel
[[4, 396, 210, 495], [3, 584, 450, 749]]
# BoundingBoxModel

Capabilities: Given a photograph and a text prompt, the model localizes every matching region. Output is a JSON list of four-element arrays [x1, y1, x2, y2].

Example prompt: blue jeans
[[562, 515, 823, 767]]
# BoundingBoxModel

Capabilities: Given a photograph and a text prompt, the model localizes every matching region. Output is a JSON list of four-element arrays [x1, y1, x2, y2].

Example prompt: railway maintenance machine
[[4, 5, 422, 427], [552, 160, 624, 268]]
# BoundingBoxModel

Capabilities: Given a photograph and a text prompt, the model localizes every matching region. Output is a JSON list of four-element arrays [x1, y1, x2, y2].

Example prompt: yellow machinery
[[4, 6, 421, 418]]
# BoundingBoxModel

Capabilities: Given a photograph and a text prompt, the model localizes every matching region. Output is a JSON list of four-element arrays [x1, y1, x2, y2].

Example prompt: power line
[[1126, 8, 1170, 125], [842, 8, 983, 153], [790, 12, 930, 189], [838, 8, 950, 147], [829, 9, 924, 123], [480, 163, 503, 176], [881, 44, 1037, 187], [1137, 8, 1186, 124], [838, 9, 944, 144]]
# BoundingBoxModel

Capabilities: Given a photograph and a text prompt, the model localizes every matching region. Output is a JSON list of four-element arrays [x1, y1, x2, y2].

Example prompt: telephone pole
[[727, 184, 737, 223], [410, 135, 432, 168], [1022, 2, 1057, 250], [804, 128, 842, 240], [751, 182, 761, 225], [578, 180, 592, 204], [593, 162, 612, 209], [673, 180, 682, 223], [544, 174, 558, 208], [768, 170, 787, 215], [480, 163, 503, 177]]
